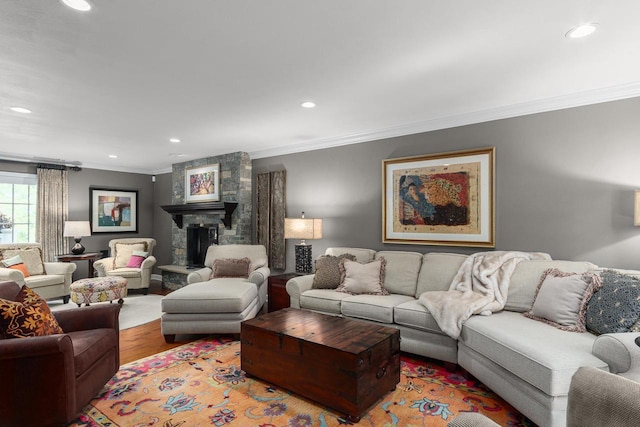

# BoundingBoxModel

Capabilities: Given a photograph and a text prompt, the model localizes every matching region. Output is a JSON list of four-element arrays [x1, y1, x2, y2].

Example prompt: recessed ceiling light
[[108, 154, 118, 159], [169, 138, 181, 143], [301, 101, 316, 109], [60, 0, 92, 12], [566, 23, 598, 39], [9, 106, 32, 114]]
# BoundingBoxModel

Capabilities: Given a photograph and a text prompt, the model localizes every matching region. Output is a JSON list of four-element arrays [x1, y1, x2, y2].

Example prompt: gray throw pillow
[[211, 257, 251, 279], [335, 257, 389, 295], [586, 270, 640, 334], [312, 254, 356, 289], [524, 268, 602, 332]]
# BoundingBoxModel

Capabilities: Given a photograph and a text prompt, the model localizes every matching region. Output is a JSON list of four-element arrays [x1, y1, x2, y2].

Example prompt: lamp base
[[71, 238, 85, 255], [294, 244, 313, 274]]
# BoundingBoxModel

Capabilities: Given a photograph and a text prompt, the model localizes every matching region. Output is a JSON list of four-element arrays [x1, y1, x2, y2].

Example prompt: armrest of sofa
[[187, 267, 212, 284], [43, 262, 77, 275], [54, 303, 121, 333], [592, 332, 640, 382], [94, 257, 114, 276], [249, 266, 270, 286], [285, 274, 314, 309], [0, 267, 25, 285], [141, 255, 157, 269]]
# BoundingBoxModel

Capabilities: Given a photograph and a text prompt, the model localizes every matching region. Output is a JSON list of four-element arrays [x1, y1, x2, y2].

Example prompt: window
[[0, 172, 37, 244]]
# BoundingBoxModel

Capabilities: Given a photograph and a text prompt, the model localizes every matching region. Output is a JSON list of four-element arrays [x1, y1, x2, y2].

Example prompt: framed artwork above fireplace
[[185, 163, 220, 203]]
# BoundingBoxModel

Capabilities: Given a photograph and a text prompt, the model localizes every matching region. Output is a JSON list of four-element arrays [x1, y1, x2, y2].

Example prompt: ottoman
[[70, 276, 128, 307], [160, 278, 260, 343]]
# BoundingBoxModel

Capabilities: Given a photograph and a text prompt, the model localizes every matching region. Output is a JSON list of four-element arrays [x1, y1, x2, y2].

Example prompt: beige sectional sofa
[[286, 247, 640, 427]]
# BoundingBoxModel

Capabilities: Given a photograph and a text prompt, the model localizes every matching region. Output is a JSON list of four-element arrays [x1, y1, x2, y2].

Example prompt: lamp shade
[[63, 221, 91, 238], [284, 218, 323, 240]]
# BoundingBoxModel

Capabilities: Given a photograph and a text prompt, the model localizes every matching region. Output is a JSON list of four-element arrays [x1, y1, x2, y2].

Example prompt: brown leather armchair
[[0, 281, 121, 427]]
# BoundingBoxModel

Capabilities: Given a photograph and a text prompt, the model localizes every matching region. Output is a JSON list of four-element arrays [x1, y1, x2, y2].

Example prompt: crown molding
[[250, 81, 640, 159]]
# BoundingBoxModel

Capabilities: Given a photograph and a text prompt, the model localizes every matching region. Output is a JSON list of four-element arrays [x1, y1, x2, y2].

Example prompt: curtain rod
[[36, 162, 82, 171]]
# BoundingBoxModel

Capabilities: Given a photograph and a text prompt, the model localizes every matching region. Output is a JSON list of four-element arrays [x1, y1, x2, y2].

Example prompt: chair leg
[[164, 334, 176, 344], [62, 295, 70, 304]]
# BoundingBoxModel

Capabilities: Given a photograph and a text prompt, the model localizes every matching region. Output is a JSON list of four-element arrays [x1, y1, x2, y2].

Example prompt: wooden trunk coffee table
[[240, 308, 400, 422]]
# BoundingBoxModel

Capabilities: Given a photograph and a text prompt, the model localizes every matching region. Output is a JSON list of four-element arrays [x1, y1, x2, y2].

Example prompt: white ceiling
[[2, 1, 640, 175]]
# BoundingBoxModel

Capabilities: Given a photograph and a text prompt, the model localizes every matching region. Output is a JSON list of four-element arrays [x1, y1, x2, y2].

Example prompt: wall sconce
[[284, 212, 323, 274], [635, 190, 640, 227], [63, 221, 91, 255]]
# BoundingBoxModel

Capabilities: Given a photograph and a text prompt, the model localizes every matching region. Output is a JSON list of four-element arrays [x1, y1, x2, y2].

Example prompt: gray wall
[[253, 97, 640, 271], [153, 173, 174, 269], [0, 160, 156, 278]]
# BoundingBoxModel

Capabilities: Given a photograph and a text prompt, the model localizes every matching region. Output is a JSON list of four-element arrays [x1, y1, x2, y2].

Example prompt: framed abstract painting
[[383, 147, 495, 247], [185, 163, 220, 203], [90, 188, 138, 233]]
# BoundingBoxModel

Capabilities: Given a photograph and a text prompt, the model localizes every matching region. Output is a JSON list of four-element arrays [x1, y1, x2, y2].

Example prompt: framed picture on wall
[[382, 147, 495, 247], [185, 163, 220, 203], [90, 188, 138, 233]]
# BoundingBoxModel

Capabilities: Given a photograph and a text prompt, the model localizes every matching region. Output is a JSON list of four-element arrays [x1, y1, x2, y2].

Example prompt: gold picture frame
[[383, 147, 495, 247], [185, 164, 220, 203]]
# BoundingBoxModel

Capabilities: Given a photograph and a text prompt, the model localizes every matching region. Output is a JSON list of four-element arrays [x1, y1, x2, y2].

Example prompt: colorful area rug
[[69, 338, 534, 426]]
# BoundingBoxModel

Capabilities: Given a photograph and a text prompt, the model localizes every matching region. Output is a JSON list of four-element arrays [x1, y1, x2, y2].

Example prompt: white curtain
[[36, 167, 69, 261]]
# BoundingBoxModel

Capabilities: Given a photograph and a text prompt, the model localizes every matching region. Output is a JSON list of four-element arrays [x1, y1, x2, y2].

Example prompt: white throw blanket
[[418, 251, 551, 339]]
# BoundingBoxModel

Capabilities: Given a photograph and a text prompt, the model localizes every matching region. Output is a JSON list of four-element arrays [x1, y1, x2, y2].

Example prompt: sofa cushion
[[415, 253, 467, 297], [336, 258, 388, 295], [161, 279, 257, 313], [325, 247, 375, 263], [394, 299, 446, 334], [106, 268, 142, 278], [375, 251, 422, 296], [2, 248, 45, 275], [312, 253, 356, 289], [505, 260, 597, 312], [525, 269, 602, 332], [341, 294, 414, 323], [0, 285, 63, 339], [460, 311, 607, 396], [114, 242, 148, 269], [211, 257, 251, 279], [24, 274, 66, 288], [586, 270, 640, 334], [299, 289, 349, 315]]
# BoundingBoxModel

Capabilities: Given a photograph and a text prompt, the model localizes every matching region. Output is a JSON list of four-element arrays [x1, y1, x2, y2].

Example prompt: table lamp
[[63, 221, 91, 255], [284, 212, 323, 274]]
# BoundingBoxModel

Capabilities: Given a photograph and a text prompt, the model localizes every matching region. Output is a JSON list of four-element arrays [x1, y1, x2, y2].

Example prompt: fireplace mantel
[[161, 202, 238, 229]]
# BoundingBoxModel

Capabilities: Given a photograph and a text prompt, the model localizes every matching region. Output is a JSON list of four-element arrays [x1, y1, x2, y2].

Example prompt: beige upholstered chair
[[93, 238, 156, 293], [0, 242, 76, 302]]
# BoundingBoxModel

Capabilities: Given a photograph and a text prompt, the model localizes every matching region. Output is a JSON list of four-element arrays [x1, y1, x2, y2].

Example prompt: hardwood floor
[[119, 280, 202, 365]]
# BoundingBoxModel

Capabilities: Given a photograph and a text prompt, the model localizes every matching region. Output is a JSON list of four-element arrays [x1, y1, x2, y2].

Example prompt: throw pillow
[[1, 255, 31, 278], [586, 270, 640, 334], [211, 257, 251, 279], [0, 285, 63, 339], [524, 268, 602, 332], [126, 250, 149, 268], [312, 253, 357, 289], [335, 257, 389, 295], [2, 248, 45, 275], [114, 242, 148, 269]]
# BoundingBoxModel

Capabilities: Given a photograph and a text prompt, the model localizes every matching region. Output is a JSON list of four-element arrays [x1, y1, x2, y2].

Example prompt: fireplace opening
[[187, 223, 219, 268]]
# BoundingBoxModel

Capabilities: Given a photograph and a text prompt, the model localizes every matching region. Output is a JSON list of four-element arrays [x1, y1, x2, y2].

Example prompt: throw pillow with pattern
[[312, 253, 357, 289], [0, 285, 63, 339], [586, 270, 640, 335]]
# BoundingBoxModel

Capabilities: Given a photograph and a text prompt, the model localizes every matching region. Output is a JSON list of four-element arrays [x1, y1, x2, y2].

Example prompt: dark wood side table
[[56, 252, 102, 278], [268, 273, 302, 312]]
